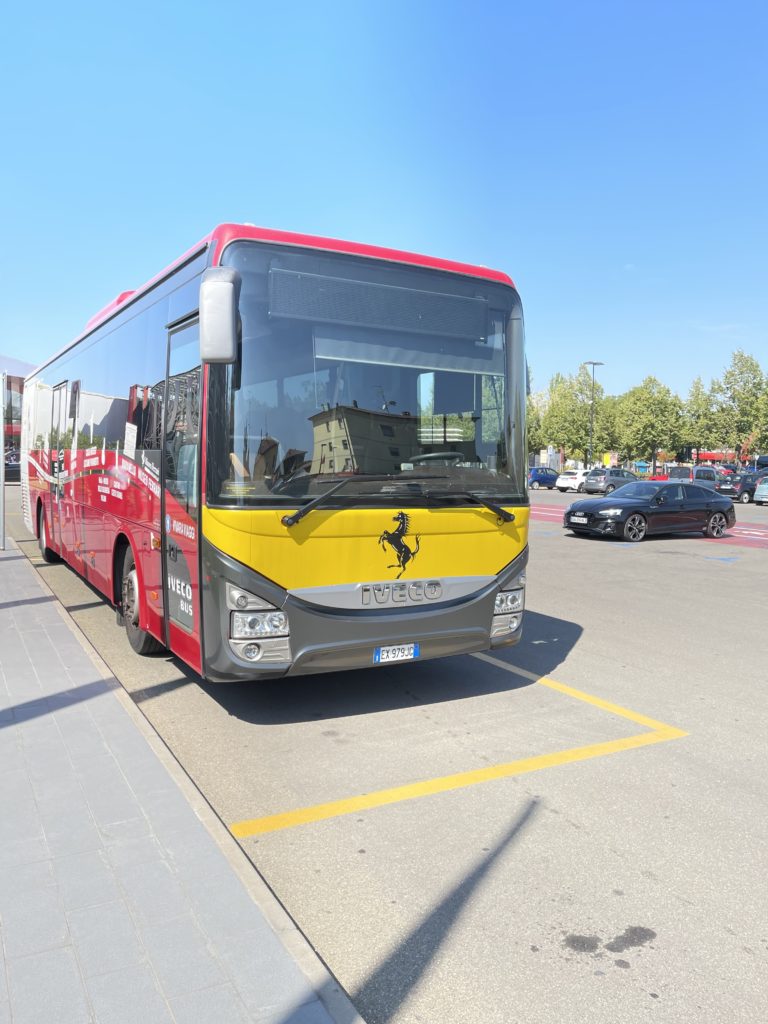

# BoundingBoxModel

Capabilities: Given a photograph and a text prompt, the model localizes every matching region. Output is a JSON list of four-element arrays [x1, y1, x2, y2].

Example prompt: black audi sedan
[[563, 481, 736, 542]]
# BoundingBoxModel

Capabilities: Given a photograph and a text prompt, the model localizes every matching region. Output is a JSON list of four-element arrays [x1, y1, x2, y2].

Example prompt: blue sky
[[1, 0, 766, 398]]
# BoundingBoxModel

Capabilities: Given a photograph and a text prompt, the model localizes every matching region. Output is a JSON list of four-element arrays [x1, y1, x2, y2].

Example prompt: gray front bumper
[[201, 538, 527, 682]]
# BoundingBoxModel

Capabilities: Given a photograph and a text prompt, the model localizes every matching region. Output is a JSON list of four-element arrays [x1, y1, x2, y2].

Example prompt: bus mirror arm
[[200, 268, 241, 364]]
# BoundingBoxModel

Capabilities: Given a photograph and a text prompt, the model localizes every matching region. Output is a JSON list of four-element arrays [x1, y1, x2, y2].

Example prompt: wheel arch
[[112, 532, 133, 607], [35, 496, 46, 538]]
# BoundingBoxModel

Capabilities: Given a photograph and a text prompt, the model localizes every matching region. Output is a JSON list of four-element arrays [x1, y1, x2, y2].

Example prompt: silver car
[[584, 467, 637, 494]]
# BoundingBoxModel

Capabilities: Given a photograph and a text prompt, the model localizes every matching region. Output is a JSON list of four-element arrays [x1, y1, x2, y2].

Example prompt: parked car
[[4, 449, 20, 483], [555, 469, 589, 493], [584, 467, 637, 494], [563, 480, 736, 542], [666, 465, 724, 490], [754, 476, 768, 506], [720, 473, 760, 504], [528, 466, 559, 489]]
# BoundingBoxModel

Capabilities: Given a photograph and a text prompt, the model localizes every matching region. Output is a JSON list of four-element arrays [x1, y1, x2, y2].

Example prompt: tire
[[120, 547, 164, 655], [706, 512, 728, 539], [739, 491, 751, 504], [558, 487, 567, 492], [623, 513, 647, 542], [37, 505, 59, 563], [605, 484, 615, 494], [577, 483, 585, 492], [530, 480, 540, 489]]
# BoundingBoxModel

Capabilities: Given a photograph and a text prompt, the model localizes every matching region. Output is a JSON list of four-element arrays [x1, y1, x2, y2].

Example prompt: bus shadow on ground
[[204, 610, 582, 726]]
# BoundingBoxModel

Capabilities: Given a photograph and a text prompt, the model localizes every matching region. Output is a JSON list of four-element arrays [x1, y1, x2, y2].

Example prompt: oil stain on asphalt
[[563, 926, 657, 965]]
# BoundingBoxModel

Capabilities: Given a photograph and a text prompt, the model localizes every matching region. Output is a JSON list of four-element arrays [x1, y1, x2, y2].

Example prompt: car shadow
[[201, 609, 582, 726]]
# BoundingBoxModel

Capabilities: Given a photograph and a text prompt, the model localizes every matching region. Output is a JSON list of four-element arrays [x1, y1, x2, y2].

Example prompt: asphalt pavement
[[3, 483, 768, 1023], [0, 512, 363, 1024]]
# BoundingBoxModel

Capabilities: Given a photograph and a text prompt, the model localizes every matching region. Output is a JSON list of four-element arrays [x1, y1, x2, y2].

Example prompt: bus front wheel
[[121, 548, 164, 655]]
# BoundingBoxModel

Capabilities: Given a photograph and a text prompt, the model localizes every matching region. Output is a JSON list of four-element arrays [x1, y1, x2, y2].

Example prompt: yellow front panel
[[202, 506, 529, 590]]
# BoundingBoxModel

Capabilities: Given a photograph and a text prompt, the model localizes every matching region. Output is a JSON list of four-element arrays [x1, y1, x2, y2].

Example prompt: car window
[[666, 484, 685, 500], [683, 484, 709, 499]]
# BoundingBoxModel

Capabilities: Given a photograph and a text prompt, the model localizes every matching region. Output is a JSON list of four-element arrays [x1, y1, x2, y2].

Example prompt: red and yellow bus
[[21, 225, 528, 681]]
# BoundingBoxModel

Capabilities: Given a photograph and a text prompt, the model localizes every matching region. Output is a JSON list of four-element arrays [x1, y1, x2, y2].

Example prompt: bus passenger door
[[50, 381, 68, 551], [162, 321, 202, 673]]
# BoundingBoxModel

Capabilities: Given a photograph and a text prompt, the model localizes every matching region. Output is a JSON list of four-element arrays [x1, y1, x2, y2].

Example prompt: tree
[[682, 377, 715, 459], [594, 394, 622, 456], [709, 351, 767, 458], [526, 393, 545, 458], [540, 366, 604, 465], [617, 377, 683, 471], [754, 390, 768, 454]]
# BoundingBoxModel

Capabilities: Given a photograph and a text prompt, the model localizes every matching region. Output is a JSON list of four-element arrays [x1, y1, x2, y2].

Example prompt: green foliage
[[615, 377, 683, 463], [540, 366, 604, 463], [535, 350, 768, 465], [709, 351, 767, 456]]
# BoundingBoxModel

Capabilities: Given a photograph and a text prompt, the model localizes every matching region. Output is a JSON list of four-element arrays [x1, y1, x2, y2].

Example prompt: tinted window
[[610, 482, 661, 499], [684, 484, 711, 499]]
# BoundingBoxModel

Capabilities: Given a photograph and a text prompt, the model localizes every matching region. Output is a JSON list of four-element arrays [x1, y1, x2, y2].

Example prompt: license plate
[[570, 515, 588, 524], [373, 643, 420, 664]]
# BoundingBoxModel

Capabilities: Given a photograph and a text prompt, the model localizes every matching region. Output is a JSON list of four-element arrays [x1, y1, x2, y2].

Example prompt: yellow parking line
[[473, 652, 687, 732], [230, 660, 687, 839]]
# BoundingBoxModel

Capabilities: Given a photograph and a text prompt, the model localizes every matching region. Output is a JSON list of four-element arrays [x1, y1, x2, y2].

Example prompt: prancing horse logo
[[379, 512, 420, 579]]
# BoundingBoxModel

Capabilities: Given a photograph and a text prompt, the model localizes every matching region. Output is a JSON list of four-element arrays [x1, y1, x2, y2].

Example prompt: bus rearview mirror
[[200, 268, 241, 364]]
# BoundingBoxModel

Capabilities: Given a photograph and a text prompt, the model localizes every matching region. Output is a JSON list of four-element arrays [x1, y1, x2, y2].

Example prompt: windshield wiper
[[422, 489, 516, 524], [281, 475, 448, 527]]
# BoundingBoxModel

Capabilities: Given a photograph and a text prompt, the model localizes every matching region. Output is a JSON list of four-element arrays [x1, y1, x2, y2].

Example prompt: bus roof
[[207, 223, 516, 287], [29, 224, 516, 378]]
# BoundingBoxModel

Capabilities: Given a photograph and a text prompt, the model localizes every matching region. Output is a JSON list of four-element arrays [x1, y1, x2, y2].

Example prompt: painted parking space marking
[[229, 658, 687, 839]]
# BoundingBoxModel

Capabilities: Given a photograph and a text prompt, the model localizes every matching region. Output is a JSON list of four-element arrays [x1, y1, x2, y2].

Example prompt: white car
[[555, 469, 590, 493]]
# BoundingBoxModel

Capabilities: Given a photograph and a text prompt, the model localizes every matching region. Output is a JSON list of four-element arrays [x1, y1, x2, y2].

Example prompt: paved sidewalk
[[0, 539, 363, 1024]]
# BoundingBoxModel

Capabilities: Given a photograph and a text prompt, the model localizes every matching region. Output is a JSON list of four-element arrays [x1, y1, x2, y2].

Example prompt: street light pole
[[584, 361, 604, 469]]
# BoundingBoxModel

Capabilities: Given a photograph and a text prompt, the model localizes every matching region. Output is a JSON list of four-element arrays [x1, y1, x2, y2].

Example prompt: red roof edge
[[208, 224, 515, 288]]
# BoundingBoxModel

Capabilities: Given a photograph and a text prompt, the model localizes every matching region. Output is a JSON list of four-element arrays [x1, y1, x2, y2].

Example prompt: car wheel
[[739, 492, 751, 504], [120, 547, 164, 655], [558, 487, 567, 492], [530, 480, 540, 489], [623, 513, 647, 542], [577, 483, 584, 492], [706, 512, 728, 538], [605, 484, 615, 494], [37, 505, 60, 563]]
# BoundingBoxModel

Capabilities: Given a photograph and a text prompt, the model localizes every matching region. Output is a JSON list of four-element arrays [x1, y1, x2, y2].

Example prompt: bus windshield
[[206, 242, 525, 507]]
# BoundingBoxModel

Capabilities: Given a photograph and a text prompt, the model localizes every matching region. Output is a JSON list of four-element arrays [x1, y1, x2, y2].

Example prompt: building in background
[[2, 353, 34, 480]]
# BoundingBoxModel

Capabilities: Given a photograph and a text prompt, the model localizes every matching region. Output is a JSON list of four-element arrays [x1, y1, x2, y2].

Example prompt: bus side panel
[[163, 490, 202, 675]]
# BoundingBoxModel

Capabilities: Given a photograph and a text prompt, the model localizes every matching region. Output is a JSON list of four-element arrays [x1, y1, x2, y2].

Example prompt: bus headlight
[[231, 610, 289, 639], [492, 578, 525, 636], [494, 589, 524, 615]]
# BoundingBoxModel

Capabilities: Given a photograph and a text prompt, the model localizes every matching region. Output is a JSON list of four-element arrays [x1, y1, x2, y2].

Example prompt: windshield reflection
[[207, 243, 525, 507]]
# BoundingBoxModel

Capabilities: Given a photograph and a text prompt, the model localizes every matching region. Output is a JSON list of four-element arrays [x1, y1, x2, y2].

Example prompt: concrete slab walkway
[[0, 538, 364, 1024]]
